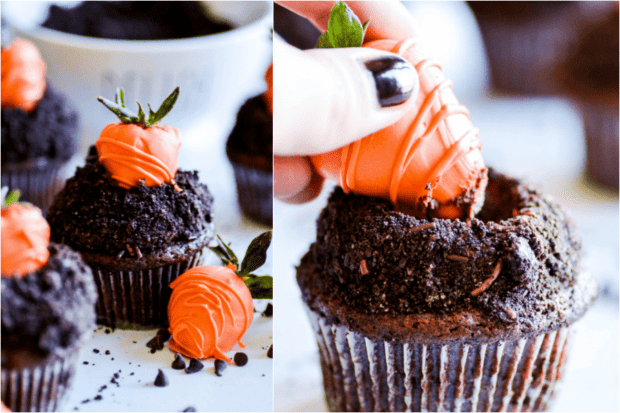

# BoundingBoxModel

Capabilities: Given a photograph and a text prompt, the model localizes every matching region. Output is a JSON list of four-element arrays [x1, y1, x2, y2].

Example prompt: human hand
[[274, 1, 420, 203]]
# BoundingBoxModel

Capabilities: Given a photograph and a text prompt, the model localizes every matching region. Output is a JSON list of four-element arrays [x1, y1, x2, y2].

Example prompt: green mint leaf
[[316, 32, 333, 48], [326, 1, 364, 48], [240, 231, 272, 274], [244, 275, 273, 299]]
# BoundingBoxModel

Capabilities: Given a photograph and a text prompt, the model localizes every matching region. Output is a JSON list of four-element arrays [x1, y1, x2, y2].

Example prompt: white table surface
[[59, 109, 274, 412], [273, 96, 619, 412]]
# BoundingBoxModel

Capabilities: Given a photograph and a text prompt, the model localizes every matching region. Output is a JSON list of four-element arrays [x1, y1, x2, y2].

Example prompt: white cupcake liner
[[92, 249, 204, 327], [1, 348, 80, 412], [305, 306, 573, 412]]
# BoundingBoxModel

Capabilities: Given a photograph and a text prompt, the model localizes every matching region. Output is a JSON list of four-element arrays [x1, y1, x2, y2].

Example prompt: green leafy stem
[[210, 231, 273, 299], [317, 1, 369, 49], [97, 87, 179, 128]]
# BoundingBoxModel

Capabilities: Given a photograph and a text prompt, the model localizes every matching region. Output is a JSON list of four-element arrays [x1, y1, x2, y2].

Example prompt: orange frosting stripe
[[311, 38, 487, 220], [168, 265, 254, 362], [264, 62, 273, 115], [1, 204, 50, 277], [1, 38, 46, 112], [96, 122, 182, 189]]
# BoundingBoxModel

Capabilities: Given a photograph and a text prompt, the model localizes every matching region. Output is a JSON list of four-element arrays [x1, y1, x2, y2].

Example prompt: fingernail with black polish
[[365, 56, 417, 107]]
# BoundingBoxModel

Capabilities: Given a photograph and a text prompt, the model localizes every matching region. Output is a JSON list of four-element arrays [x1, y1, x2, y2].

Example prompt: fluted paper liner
[[1, 158, 69, 215], [230, 161, 273, 226], [305, 306, 573, 412], [1, 348, 79, 412], [93, 249, 204, 327]]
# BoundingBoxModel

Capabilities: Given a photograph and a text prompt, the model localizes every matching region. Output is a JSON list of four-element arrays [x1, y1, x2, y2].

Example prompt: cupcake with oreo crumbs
[[226, 63, 273, 226], [47, 88, 215, 328], [1, 34, 79, 213], [296, 3, 597, 411], [1, 189, 97, 412]]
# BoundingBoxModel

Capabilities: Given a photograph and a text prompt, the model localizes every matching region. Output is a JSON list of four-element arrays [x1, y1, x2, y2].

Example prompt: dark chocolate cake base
[[230, 160, 273, 226]]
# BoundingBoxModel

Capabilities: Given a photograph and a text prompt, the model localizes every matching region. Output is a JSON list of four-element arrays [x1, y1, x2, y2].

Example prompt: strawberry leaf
[[97, 87, 179, 128], [2, 189, 21, 207], [240, 231, 272, 275], [316, 1, 366, 48], [244, 275, 273, 299]]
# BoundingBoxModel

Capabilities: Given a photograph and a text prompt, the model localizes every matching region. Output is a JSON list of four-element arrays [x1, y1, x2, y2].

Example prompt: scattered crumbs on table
[[105, 329, 111, 334], [111, 358, 114, 361], [98, 385, 107, 392], [182, 407, 197, 412], [94, 395, 103, 401], [214, 359, 227, 377], [105, 350, 111, 355], [81, 399, 90, 404], [130, 372, 135, 376], [133, 341, 137, 344], [150, 348, 157, 354], [93, 349, 100, 354], [83, 361, 89, 365], [154, 369, 169, 387]]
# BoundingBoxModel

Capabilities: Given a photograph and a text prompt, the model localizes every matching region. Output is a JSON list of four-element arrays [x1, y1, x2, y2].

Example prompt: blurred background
[[2, 1, 273, 411], [274, 1, 618, 411]]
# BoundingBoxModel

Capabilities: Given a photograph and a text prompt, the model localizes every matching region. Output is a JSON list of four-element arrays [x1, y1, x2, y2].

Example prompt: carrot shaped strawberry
[[95, 87, 182, 189], [310, 1, 487, 220], [1, 39, 46, 112]]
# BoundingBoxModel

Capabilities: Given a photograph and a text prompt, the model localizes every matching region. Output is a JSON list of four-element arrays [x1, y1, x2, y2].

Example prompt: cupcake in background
[[558, 5, 619, 189], [468, 1, 581, 96], [47, 88, 215, 328], [1, 189, 97, 412], [226, 63, 273, 226], [1, 34, 79, 213]]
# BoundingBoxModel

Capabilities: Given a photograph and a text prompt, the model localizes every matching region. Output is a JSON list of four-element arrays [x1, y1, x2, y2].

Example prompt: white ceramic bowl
[[3, 1, 273, 153]]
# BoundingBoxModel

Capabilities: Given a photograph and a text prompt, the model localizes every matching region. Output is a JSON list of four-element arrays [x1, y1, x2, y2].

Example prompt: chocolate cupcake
[[468, 1, 581, 95], [1, 38, 79, 213], [1, 200, 97, 412], [226, 65, 273, 226], [47, 88, 215, 327], [558, 6, 619, 189], [296, 170, 597, 412]]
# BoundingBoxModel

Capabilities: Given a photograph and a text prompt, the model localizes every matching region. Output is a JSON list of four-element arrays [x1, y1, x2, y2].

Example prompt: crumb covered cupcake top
[[1, 191, 50, 276], [297, 170, 597, 343], [1, 39, 46, 112]]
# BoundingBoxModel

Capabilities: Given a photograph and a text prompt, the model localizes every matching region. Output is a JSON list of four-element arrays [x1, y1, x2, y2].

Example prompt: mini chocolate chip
[[146, 335, 164, 351], [157, 327, 171, 342], [234, 352, 248, 367], [262, 303, 273, 317], [154, 369, 169, 387], [94, 395, 103, 401], [185, 358, 204, 374], [214, 359, 227, 376], [172, 353, 186, 370], [267, 344, 273, 358], [182, 408, 197, 412]]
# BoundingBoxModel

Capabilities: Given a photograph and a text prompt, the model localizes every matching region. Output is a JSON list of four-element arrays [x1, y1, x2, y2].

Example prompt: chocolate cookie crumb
[[185, 358, 204, 374], [182, 408, 197, 412], [150, 348, 157, 354], [267, 345, 273, 359], [262, 303, 273, 317], [214, 359, 227, 376], [94, 395, 102, 401], [154, 369, 169, 387], [157, 327, 172, 342], [81, 399, 90, 404], [98, 385, 107, 392], [234, 352, 248, 367], [172, 353, 186, 370], [146, 335, 164, 351], [105, 329, 111, 334], [93, 349, 99, 354], [105, 350, 110, 355], [83, 361, 89, 365]]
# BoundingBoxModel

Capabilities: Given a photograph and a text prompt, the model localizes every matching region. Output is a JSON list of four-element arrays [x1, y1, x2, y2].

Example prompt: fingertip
[[274, 156, 325, 204]]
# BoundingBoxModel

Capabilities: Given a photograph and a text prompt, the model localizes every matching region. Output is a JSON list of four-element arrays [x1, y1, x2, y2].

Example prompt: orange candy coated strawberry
[[167, 264, 254, 362], [1, 202, 50, 276], [264, 62, 273, 115], [311, 37, 487, 220], [1, 39, 46, 112], [95, 87, 182, 189]]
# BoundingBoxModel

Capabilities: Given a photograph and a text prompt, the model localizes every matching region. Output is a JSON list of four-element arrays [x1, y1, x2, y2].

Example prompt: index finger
[[276, 1, 419, 42]]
